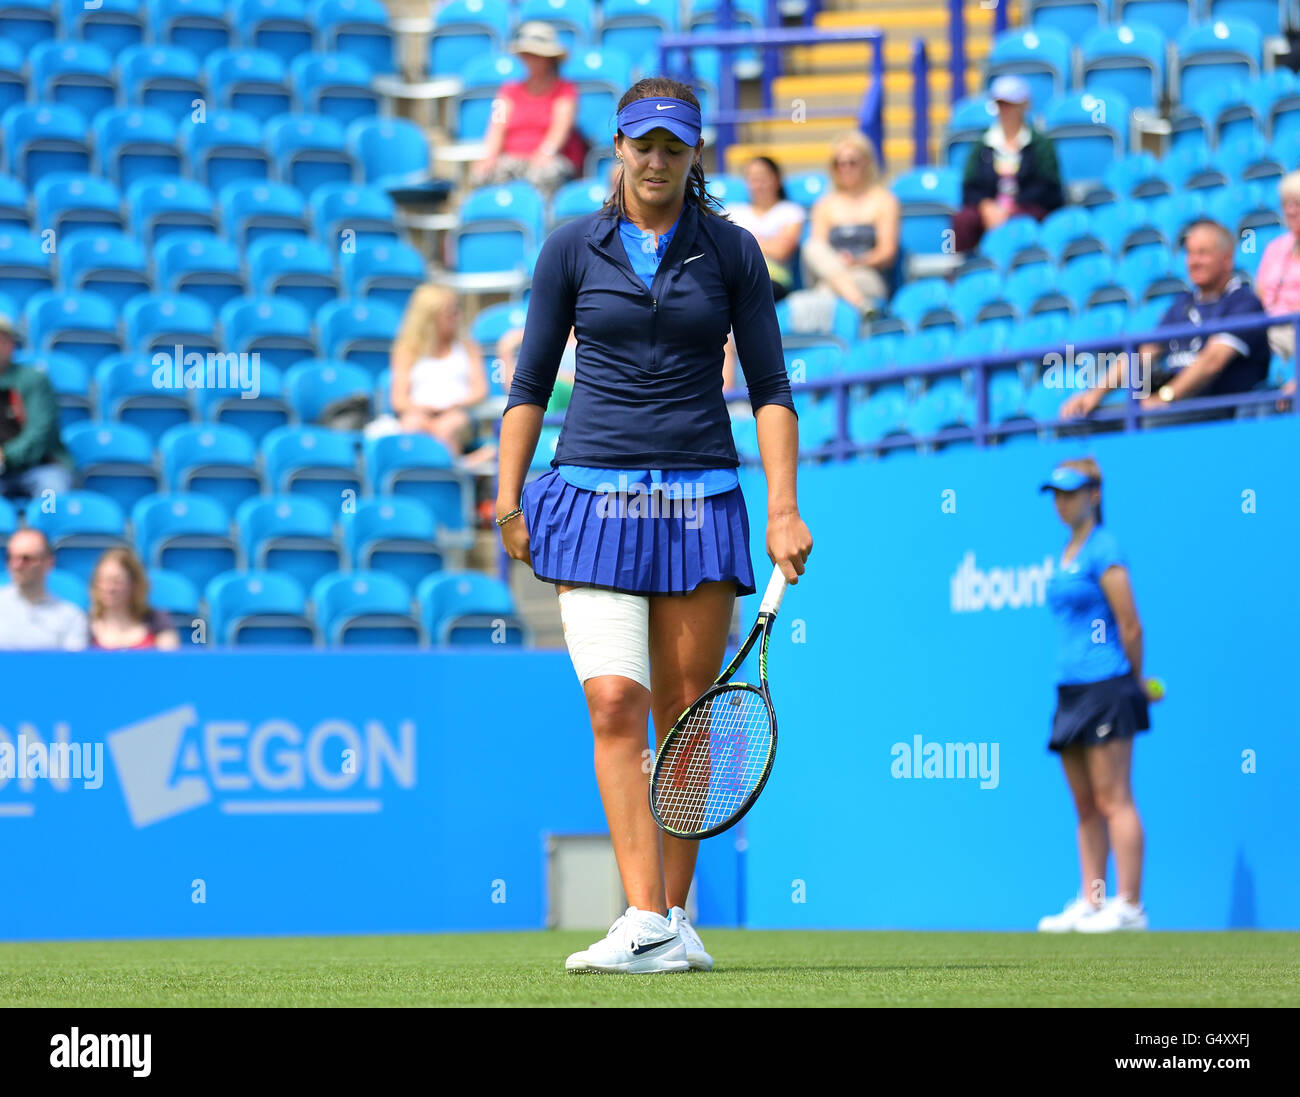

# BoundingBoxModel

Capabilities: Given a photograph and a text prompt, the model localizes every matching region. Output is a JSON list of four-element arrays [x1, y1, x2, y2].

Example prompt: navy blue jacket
[[1157, 276, 1269, 396], [504, 198, 796, 469]]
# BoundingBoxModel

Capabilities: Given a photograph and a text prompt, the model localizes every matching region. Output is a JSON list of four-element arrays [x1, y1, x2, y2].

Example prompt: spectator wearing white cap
[[952, 74, 1063, 253], [0, 312, 73, 502], [469, 21, 584, 199]]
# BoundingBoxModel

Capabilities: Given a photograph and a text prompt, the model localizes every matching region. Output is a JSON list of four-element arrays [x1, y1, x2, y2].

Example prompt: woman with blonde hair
[[801, 130, 899, 317], [89, 548, 180, 650], [390, 283, 489, 455]]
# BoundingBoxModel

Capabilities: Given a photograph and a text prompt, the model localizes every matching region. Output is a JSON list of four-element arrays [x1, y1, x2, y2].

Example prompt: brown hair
[[1057, 456, 1104, 525], [603, 77, 730, 222], [90, 547, 151, 622]]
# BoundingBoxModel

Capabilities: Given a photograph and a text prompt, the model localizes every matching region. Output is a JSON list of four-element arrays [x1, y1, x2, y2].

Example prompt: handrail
[[912, 37, 930, 167], [949, 0, 966, 106], [658, 26, 887, 168]]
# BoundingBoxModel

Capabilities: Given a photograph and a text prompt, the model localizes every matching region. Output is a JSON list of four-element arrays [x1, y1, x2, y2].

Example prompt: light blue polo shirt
[[557, 211, 740, 499], [1045, 525, 1132, 685]]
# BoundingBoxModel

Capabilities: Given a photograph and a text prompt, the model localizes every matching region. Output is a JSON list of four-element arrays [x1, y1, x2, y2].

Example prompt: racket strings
[[653, 687, 772, 834]]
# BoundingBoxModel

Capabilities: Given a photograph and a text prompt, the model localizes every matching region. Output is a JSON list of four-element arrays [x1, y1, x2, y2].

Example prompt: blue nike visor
[[616, 97, 702, 146]]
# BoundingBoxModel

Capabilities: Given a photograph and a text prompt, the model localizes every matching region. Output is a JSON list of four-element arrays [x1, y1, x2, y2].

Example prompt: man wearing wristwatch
[[1059, 219, 1270, 423]]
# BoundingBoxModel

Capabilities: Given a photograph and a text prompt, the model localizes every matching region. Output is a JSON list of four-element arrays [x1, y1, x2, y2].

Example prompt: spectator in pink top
[[1255, 172, 1300, 401], [469, 22, 583, 199]]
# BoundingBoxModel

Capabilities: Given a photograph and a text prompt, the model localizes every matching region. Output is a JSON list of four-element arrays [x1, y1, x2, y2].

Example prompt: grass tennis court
[[3, 931, 1297, 1008]]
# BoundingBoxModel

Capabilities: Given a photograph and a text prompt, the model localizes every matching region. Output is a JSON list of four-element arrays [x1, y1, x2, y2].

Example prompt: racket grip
[[759, 564, 788, 616]]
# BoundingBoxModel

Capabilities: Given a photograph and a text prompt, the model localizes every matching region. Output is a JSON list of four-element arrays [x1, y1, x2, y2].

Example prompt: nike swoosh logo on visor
[[656, 104, 676, 110], [630, 935, 678, 956]]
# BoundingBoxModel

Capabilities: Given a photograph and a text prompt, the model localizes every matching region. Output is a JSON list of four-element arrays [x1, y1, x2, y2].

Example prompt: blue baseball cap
[[616, 97, 702, 147], [1040, 465, 1095, 493]]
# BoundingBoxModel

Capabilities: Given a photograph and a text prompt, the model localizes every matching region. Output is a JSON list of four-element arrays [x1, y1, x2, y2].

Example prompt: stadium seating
[[430, 0, 511, 80], [62, 422, 161, 514], [261, 425, 363, 511], [311, 571, 422, 645], [206, 568, 316, 645], [417, 571, 527, 646], [159, 423, 264, 514], [133, 492, 239, 594], [985, 26, 1072, 110], [314, 0, 396, 75], [364, 433, 474, 541], [119, 44, 205, 117], [342, 496, 446, 591], [23, 491, 128, 583], [235, 494, 342, 590], [150, 0, 235, 56]]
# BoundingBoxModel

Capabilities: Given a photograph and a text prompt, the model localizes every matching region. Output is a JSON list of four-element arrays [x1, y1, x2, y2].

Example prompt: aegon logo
[[106, 705, 416, 828], [950, 551, 1054, 613]]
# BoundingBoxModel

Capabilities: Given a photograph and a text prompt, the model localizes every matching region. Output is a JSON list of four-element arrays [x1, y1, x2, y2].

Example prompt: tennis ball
[[1146, 677, 1166, 702]]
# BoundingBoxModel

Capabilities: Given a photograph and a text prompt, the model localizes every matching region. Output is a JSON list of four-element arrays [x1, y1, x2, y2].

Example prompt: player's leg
[[1039, 746, 1107, 931], [647, 579, 736, 970], [1075, 737, 1147, 931], [556, 582, 688, 973]]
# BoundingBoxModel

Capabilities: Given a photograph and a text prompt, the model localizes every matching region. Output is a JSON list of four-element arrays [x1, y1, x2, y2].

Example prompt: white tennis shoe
[[565, 907, 690, 974], [1037, 895, 1101, 932], [1075, 895, 1149, 933], [669, 906, 714, 971]]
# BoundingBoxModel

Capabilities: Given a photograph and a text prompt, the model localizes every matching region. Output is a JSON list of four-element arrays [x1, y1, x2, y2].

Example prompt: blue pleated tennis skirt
[[1050, 673, 1150, 752], [520, 469, 756, 596]]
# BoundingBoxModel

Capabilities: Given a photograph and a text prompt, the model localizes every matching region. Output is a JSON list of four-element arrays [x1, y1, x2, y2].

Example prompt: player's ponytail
[[604, 77, 731, 222]]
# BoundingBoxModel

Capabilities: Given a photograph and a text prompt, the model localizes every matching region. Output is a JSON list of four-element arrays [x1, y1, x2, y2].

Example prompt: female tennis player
[[1037, 458, 1153, 933], [496, 77, 812, 974]]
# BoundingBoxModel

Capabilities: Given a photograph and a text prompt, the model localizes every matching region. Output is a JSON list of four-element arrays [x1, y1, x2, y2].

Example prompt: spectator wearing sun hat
[[0, 312, 73, 502], [468, 21, 585, 199], [952, 74, 1063, 253]]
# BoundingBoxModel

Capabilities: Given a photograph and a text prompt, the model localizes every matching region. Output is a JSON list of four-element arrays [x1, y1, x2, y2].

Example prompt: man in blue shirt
[[1060, 219, 1269, 420]]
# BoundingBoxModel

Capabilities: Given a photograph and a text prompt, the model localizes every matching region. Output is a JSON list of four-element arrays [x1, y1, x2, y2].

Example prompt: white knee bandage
[[557, 587, 651, 691]]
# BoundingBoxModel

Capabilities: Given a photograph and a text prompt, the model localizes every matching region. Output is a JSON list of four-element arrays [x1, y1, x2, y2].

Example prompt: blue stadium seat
[[62, 421, 160, 513], [1080, 23, 1165, 115], [894, 329, 955, 375], [530, 424, 560, 469], [346, 115, 435, 191], [0, 173, 27, 233], [988, 371, 1030, 423], [1025, 380, 1068, 423], [1027, 0, 1105, 39], [1078, 302, 1131, 342], [784, 172, 829, 210], [153, 232, 244, 313], [943, 96, 997, 170], [218, 179, 311, 248], [1219, 135, 1282, 188], [23, 490, 128, 583], [1100, 150, 1166, 203], [1039, 206, 1103, 264], [364, 433, 474, 541], [1005, 264, 1070, 318], [452, 180, 546, 277], [149, 0, 234, 56], [844, 330, 905, 376], [0, 0, 56, 53], [179, 110, 272, 193], [34, 173, 125, 241], [158, 423, 263, 514], [1158, 142, 1229, 194], [232, 0, 315, 66], [24, 290, 121, 371], [1209, 0, 1288, 36], [889, 278, 958, 331], [1268, 76, 1300, 148], [204, 48, 292, 122], [313, 0, 396, 75], [848, 382, 909, 444], [705, 174, 750, 209], [316, 298, 400, 375], [61, 0, 145, 53], [417, 570, 526, 646], [0, 42, 23, 120], [2, 103, 91, 180], [893, 167, 961, 258], [598, 0, 679, 70], [289, 53, 379, 127], [339, 240, 424, 311], [452, 52, 526, 141], [247, 234, 341, 315], [190, 361, 290, 445], [1114, 0, 1195, 38], [561, 47, 632, 147], [470, 301, 528, 353], [29, 40, 117, 124], [917, 374, 976, 430], [206, 569, 315, 645], [1117, 249, 1184, 307], [1045, 91, 1130, 188], [261, 425, 362, 510], [1061, 251, 1125, 308], [219, 295, 316, 371], [430, 0, 511, 80], [265, 112, 353, 198], [133, 492, 238, 594], [128, 178, 219, 248], [978, 215, 1043, 270], [308, 182, 398, 246], [119, 44, 205, 117], [235, 493, 341, 589], [284, 359, 372, 423], [342, 496, 446, 590], [949, 268, 1012, 325], [775, 295, 862, 344], [58, 233, 150, 313], [147, 566, 200, 637], [92, 108, 184, 190], [0, 231, 55, 312], [986, 26, 1072, 110], [550, 177, 608, 229], [96, 354, 194, 441], [312, 570, 422, 646], [28, 350, 93, 428], [1175, 20, 1262, 110]]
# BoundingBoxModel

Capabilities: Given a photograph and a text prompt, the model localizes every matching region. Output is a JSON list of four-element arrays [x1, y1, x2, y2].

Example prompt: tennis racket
[[649, 564, 789, 840]]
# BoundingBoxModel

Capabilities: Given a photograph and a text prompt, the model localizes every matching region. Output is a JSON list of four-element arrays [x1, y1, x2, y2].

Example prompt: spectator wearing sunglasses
[[0, 529, 89, 650]]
